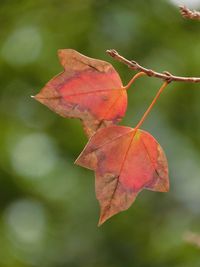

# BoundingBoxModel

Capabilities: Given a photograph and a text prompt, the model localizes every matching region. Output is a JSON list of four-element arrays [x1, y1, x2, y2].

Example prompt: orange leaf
[[75, 125, 169, 225], [34, 49, 127, 137]]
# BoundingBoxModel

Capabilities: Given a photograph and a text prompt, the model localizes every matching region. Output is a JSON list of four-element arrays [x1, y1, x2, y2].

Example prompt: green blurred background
[[0, 0, 200, 266]]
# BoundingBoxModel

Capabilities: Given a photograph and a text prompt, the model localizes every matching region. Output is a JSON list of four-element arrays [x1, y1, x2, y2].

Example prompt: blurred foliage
[[0, 0, 200, 266]]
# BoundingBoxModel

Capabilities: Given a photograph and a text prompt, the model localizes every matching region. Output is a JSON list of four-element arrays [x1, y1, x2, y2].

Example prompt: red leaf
[[75, 125, 169, 225], [34, 49, 127, 137]]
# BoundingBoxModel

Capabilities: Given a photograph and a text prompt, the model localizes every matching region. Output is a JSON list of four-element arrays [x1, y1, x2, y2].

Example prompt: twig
[[107, 49, 200, 83], [180, 5, 200, 21]]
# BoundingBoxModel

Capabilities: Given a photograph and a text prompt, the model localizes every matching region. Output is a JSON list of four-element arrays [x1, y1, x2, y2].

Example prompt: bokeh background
[[0, 0, 200, 266]]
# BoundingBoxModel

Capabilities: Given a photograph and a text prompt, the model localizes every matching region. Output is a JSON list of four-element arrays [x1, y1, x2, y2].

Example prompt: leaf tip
[[74, 154, 91, 169], [74, 149, 98, 170], [32, 93, 44, 103], [152, 173, 170, 193], [162, 180, 170, 192], [97, 215, 106, 227], [57, 49, 63, 57], [97, 207, 113, 226], [31, 94, 40, 102], [57, 48, 74, 63], [97, 221, 103, 227], [74, 152, 83, 166], [74, 158, 79, 166]]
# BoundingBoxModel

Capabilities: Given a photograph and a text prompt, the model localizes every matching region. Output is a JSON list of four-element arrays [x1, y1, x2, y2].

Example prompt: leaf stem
[[123, 71, 146, 90], [135, 81, 169, 130]]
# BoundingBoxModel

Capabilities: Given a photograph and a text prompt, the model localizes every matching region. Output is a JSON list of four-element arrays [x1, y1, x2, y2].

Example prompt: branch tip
[[179, 5, 200, 21]]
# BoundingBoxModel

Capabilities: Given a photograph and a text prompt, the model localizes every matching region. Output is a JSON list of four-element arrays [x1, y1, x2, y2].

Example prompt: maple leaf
[[75, 125, 169, 225], [33, 49, 127, 137]]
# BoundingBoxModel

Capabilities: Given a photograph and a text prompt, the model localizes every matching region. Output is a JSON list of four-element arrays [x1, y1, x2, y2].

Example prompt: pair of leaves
[[34, 49, 169, 225]]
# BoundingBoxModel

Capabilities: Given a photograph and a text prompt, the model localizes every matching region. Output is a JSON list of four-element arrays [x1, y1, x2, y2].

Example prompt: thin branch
[[107, 49, 200, 83], [180, 5, 200, 21]]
